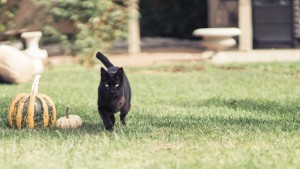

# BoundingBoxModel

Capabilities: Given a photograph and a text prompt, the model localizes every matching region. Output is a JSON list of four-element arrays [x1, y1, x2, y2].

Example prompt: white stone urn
[[193, 28, 242, 59], [21, 31, 48, 74]]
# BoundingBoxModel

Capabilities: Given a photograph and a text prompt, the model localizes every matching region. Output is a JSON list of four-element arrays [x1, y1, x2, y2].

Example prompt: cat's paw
[[105, 126, 114, 131], [121, 121, 127, 125]]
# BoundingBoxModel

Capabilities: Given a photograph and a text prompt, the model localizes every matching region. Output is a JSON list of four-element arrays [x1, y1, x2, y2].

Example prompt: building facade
[[208, 0, 299, 50]]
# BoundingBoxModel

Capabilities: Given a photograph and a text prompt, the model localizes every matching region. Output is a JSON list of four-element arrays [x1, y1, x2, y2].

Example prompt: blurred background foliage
[[0, 0, 19, 35], [0, 0, 208, 65], [33, 0, 129, 65]]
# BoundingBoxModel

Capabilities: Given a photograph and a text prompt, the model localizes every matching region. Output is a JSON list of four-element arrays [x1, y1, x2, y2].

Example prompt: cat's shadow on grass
[[132, 97, 300, 133]]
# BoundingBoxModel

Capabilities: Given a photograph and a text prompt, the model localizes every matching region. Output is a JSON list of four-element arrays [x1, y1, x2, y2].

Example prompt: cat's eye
[[105, 84, 109, 87], [115, 84, 119, 87]]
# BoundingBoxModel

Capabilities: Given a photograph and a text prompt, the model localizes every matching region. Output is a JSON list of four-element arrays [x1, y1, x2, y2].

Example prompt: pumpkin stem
[[66, 107, 70, 119], [30, 74, 41, 96]]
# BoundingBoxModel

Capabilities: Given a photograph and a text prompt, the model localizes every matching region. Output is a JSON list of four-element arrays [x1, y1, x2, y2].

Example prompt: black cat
[[96, 52, 131, 130]]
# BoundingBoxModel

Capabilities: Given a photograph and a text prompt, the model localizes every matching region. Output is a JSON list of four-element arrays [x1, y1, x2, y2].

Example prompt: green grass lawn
[[1, 61, 300, 169]]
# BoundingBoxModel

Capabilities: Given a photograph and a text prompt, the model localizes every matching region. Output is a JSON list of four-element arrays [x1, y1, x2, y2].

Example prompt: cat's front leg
[[109, 114, 116, 126], [120, 107, 130, 125], [120, 113, 127, 125], [120, 104, 130, 125], [99, 111, 114, 130]]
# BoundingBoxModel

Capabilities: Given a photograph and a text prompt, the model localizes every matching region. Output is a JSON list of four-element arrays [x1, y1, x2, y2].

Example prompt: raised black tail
[[96, 52, 114, 68]]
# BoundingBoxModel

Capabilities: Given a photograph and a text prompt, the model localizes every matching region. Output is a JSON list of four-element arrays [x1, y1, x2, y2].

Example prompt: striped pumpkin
[[8, 75, 56, 129]]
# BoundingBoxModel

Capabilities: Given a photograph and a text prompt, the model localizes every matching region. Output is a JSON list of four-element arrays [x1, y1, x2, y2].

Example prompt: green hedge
[[34, 0, 129, 65], [0, 1, 19, 41], [139, 0, 208, 39]]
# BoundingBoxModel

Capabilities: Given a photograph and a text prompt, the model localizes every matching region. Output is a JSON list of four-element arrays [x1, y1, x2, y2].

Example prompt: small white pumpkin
[[55, 107, 83, 129]]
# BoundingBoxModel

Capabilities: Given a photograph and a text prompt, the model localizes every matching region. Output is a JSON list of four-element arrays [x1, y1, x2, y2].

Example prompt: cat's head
[[100, 67, 123, 97]]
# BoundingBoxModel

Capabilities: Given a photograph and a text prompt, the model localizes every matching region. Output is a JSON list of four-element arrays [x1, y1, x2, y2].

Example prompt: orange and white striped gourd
[[56, 107, 83, 129], [8, 74, 57, 129]]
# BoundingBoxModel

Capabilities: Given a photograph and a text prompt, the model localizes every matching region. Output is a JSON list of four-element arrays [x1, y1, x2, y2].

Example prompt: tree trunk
[[128, 0, 141, 55]]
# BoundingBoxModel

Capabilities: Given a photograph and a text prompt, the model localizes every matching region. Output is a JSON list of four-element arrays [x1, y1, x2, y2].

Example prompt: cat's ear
[[101, 67, 108, 79], [115, 67, 124, 81], [116, 67, 124, 77]]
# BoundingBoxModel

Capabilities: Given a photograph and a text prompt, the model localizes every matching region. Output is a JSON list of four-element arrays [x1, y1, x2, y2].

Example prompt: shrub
[[0, 0, 19, 41], [34, 0, 129, 65]]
